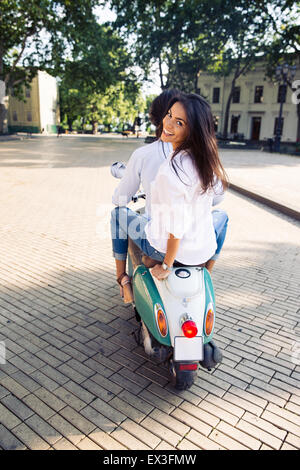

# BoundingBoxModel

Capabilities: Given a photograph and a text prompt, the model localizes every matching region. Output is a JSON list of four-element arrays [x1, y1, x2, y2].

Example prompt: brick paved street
[[0, 136, 299, 450]]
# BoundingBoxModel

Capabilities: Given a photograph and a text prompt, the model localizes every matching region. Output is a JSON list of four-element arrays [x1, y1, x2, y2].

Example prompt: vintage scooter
[[111, 162, 222, 390]]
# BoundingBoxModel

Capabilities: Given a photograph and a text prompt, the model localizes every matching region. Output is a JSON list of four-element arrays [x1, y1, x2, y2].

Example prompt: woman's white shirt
[[112, 140, 173, 217], [145, 151, 224, 265]]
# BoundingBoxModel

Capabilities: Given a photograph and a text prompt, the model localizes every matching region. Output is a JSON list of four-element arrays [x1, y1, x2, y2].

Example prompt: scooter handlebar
[[111, 162, 146, 203], [132, 192, 146, 202], [111, 161, 126, 179]]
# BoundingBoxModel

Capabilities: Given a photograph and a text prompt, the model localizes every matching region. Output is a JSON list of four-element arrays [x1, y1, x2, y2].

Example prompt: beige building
[[8, 71, 59, 134], [198, 62, 300, 142]]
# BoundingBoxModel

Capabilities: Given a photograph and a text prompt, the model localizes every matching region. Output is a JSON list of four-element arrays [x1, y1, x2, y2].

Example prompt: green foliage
[[58, 19, 142, 132], [109, 0, 235, 91], [0, 0, 142, 134], [0, 0, 102, 132], [60, 81, 145, 132], [0, 0, 98, 88], [262, 0, 300, 77]]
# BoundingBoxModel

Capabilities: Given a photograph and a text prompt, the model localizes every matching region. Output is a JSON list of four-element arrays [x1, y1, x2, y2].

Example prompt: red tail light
[[179, 363, 198, 371], [182, 320, 198, 338]]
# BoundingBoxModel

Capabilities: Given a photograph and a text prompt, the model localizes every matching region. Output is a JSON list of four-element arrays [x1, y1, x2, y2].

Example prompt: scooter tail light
[[182, 320, 198, 338], [205, 307, 214, 336], [155, 304, 168, 337]]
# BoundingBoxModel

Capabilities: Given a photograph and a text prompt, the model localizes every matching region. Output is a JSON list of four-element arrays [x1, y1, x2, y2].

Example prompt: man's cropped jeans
[[111, 207, 228, 264]]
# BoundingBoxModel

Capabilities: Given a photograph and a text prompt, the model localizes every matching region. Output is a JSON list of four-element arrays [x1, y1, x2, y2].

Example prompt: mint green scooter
[[112, 162, 222, 390]]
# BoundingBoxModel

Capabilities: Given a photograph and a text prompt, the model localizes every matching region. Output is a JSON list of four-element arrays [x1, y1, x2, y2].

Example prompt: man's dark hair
[[149, 89, 182, 138]]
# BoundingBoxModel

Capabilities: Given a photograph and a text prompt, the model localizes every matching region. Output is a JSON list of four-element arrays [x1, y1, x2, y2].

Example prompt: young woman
[[111, 93, 228, 302]]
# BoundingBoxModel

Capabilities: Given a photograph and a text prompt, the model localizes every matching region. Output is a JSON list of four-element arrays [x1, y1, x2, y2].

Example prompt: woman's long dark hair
[[166, 93, 229, 193]]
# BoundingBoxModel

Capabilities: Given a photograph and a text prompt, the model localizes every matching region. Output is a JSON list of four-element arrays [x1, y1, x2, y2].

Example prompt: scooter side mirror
[[111, 161, 126, 179]]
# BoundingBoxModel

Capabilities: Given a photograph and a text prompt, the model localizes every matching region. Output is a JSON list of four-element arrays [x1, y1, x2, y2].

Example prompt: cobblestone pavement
[[0, 136, 299, 450]]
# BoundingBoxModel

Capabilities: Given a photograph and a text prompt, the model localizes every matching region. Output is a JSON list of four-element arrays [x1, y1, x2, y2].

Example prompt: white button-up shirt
[[145, 151, 225, 265], [112, 140, 173, 217]]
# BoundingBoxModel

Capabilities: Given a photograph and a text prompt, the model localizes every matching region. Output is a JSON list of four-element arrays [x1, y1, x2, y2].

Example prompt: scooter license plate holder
[[174, 336, 203, 362]]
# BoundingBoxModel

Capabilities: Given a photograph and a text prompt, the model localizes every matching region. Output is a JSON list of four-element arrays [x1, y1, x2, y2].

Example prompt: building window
[[254, 86, 264, 103], [212, 87, 220, 103], [27, 111, 32, 122], [277, 85, 286, 103], [230, 115, 240, 134], [25, 88, 31, 98], [274, 117, 284, 136], [13, 111, 18, 121], [232, 86, 240, 103]]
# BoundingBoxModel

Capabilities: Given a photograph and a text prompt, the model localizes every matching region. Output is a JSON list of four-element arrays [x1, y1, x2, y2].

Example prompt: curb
[[0, 136, 24, 142], [229, 183, 300, 222]]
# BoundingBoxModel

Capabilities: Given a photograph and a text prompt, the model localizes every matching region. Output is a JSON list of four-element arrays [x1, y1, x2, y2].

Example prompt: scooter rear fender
[[133, 266, 172, 347], [151, 267, 216, 347]]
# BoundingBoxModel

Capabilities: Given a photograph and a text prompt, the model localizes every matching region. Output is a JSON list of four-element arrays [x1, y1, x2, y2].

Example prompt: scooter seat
[[142, 255, 205, 269], [173, 261, 206, 268]]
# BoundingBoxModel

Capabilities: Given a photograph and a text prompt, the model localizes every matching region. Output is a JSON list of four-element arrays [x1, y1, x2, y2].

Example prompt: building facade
[[8, 71, 59, 134], [197, 62, 300, 142]]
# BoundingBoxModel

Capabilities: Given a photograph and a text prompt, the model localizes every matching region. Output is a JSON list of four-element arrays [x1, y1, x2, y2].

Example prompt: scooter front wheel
[[170, 361, 198, 390]]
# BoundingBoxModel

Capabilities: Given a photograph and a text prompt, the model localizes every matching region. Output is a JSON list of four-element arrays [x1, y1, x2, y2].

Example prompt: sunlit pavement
[[0, 136, 299, 450], [220, 149, 300, 216]]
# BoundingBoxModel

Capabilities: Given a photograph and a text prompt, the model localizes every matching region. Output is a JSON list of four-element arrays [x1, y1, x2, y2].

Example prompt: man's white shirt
[[112, 140, 173, 218]]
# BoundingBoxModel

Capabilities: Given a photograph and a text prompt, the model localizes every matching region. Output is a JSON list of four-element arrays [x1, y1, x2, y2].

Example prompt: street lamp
[[274, 63, 297, 152]]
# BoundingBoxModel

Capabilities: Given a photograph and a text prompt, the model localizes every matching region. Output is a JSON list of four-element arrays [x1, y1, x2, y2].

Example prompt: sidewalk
[[1, 134, 299, 218], [0, 134, 24, 142], [0, 138, 299, 450], [219, 149, 300, 221]]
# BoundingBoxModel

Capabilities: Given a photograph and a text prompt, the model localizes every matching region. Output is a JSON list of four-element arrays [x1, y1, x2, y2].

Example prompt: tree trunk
[[0, 81, 9, 134], [67, 117, 73, 132], [297, 101, 300, 142], [194, 71, 199, 94], [222, 86, 234, 139], [158, 55, 166, 90], [0, 102, 8, 134], [92, 120, 98, 134]]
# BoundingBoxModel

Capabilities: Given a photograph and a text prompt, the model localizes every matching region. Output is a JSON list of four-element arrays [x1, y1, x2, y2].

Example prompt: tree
[[59, 84, 86, 132], [60, 80, 144, 133], [58, 19, 141, 133], [204, 1, 280, 138], [86, 83, 145, 133], [203, 0, 300, 139], [0, 0, 100, 133], [109, 0, 232, 92], [262, 0, 300, 140]]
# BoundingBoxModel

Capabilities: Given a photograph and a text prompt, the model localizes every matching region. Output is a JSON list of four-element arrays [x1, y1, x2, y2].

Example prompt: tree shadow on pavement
[[0, 237, 299, 449]]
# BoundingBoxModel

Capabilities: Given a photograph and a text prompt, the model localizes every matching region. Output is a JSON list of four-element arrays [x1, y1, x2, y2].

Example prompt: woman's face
[[161, 101, 189, 149]]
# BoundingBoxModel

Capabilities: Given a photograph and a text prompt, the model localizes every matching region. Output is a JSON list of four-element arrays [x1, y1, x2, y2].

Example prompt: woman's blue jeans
[[111, 207, 228, 263]]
